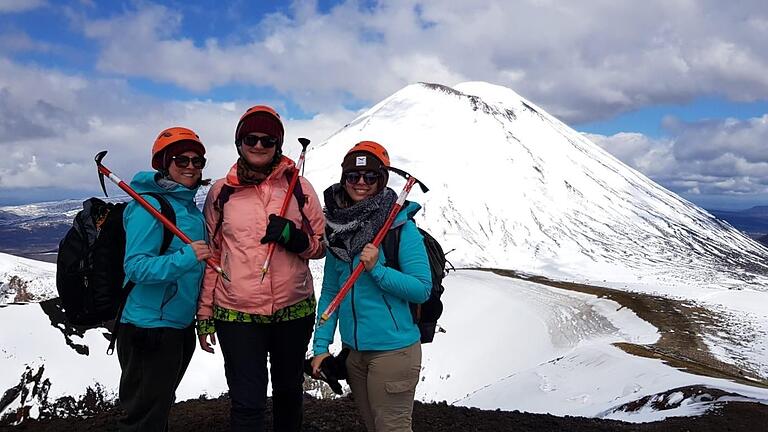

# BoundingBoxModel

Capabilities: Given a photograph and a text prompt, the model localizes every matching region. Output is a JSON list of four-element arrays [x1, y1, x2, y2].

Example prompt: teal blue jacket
[[121, 171, 206, 329], [314, 201, 432, 354]]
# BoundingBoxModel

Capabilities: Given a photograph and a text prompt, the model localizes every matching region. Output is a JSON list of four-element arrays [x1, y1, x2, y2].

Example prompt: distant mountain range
[[706, 207, 768, 244], [4, 200, 768, 261], [0, 199, 85, 262], [0, 188, 209, 262]]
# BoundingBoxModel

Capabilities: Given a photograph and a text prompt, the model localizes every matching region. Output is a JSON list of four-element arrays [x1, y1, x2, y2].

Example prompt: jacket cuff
[[179, 243, 199, 269], [368, 260, 387, 283], [313, 343, 330, 356], [197, 306, 213, 321]]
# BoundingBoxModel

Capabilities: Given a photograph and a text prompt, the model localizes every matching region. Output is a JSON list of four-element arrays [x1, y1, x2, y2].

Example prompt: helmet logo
[[356, 156, 367, 166]]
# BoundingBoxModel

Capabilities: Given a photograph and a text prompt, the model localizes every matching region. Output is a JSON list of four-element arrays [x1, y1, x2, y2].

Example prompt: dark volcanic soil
[[3, 395, 768, 432], [484, 268, 768, 388]]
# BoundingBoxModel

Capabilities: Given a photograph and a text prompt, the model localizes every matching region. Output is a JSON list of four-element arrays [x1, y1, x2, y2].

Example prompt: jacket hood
[[391, 200, 421, 229], [128, 171, 199, 201]]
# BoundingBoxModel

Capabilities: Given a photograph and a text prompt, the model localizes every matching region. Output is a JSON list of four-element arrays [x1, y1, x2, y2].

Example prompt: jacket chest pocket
[[381, 294, 400, 331]]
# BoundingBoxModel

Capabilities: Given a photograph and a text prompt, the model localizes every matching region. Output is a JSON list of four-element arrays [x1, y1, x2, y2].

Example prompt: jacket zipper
[[256, 183, 277, 313], [350, 262, 358, 350], [381, 295, 399, 331]]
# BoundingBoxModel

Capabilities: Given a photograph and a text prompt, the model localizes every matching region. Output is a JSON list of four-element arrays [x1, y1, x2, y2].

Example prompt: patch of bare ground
[[3, 394, 768, 432], [484, 268, 768, 388]]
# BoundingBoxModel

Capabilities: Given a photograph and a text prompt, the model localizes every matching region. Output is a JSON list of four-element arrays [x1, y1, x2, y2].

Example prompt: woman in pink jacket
[[196, 105, 325, 432]]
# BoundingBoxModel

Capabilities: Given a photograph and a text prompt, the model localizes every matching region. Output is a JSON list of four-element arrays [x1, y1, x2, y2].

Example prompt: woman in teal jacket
[[118, 126, 211, 432], [312, 141, 431, 432]]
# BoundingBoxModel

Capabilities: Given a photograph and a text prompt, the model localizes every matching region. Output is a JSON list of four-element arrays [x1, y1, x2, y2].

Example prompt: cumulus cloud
[[70, 0, 768, 123], [0, 58, 355, 197], [587, 115, 768, 207], [0, 31, 51, 54], [0, 0, 46, 13]]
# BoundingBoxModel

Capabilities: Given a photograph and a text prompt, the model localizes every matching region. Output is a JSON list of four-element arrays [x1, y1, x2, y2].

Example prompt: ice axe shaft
[[319, 168, 428, 324], [94, 151, 231, 282], [260, 138, 311, 282]]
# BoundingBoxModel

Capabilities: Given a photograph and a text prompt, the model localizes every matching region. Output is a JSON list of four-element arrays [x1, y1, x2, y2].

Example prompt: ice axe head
[[94, 150, 109, 197], [385, 166, 429, 193], [298, 137, 310, 150]]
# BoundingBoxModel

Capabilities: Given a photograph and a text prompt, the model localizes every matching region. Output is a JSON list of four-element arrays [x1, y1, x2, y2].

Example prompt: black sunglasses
[[241, 135, 280, 148], [171, 155, 206, 169], [344, 171, 380, 185]]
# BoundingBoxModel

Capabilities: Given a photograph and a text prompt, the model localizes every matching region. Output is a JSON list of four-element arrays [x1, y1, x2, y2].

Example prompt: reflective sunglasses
[[344, 171, 380, 185], [171, 155, 206, 169], [241, 135, 280, 148]]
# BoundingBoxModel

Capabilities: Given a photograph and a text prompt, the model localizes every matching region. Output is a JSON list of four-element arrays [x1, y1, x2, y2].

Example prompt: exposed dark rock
[[3, 394, 768, 432]]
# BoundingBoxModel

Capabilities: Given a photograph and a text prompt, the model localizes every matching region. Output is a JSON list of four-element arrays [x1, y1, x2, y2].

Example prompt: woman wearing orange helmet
[[118, 127, 211, 431], [196, 105, 325, 431], [312, 141, 432, 432]]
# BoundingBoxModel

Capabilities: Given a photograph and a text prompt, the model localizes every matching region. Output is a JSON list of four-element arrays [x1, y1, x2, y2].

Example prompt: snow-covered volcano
[[301, 82, 768, 294]]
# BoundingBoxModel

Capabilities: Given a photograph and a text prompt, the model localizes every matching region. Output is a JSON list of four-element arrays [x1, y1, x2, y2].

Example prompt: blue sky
[[1, 0, 768, 210]]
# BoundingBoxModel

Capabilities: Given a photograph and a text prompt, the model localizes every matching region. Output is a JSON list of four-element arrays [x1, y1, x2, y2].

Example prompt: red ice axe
[[260, 137, 311, 282], [95, 151, 231, 282], [319, 166, 428, 325]]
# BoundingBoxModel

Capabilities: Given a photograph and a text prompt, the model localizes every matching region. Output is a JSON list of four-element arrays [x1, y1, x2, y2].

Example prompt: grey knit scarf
[[323, 184, 397, 262]]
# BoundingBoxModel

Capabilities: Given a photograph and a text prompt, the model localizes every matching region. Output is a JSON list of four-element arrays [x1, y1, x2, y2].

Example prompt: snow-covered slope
[[302, 82, 768, 297], [0, 300, 229, 423], [0, 252, 56, 303], [433, 271, 768, 422], [4, 271, 766, 424]]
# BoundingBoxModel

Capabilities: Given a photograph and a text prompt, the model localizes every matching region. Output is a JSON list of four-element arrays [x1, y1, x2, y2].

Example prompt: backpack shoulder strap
[[382, 201, 416, 270], [382, 224, 403, 271], [212, 184, 236, 242], [107, 192, 176, 355], [285, 169, 306, 208], [143, 192, 176, 255], [284, 170, 314, 236]]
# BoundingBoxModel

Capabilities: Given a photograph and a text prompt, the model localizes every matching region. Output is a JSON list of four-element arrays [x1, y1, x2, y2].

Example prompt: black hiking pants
[[116, 323, 195, 432], [216, 315, 314, 432]]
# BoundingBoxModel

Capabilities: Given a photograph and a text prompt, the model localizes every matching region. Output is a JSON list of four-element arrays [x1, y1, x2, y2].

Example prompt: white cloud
[[0, 31, 51, 54], [70, 0, 768, 123], [0, 0, 45, 13], [669, 115, 768, 164], [587, 115, 768, 205], [0, 58, 355, 194]]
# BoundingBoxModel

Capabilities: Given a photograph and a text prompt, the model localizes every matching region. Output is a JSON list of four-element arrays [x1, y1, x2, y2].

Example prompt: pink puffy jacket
[[197, 156, 325, 319]]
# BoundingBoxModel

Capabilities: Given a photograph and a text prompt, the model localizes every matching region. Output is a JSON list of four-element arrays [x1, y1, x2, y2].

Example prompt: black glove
[[303, 349, 349, 395], [260, 214, 310, 254]]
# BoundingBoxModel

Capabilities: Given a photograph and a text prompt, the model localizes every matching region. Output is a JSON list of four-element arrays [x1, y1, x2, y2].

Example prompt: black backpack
[[56, 193, 175, 331], [382, 214, 452, 343]]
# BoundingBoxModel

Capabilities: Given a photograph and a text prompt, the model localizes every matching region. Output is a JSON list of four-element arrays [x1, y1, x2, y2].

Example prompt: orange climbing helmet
[[151, 126, 205, 170], [235, 105, 284, 144], [345, 141, 390, 167], [340, 140, 391, 190]]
